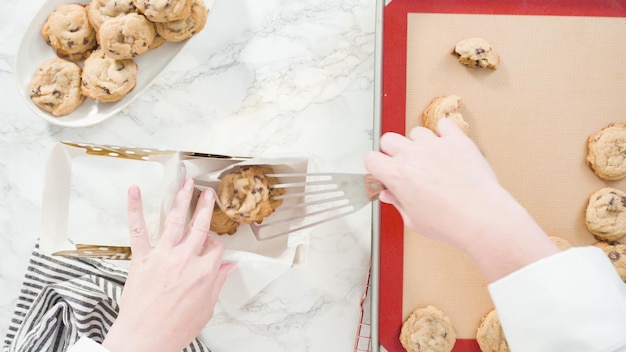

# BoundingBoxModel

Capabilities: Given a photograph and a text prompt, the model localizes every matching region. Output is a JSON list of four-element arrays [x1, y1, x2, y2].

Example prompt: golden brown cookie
[[399, 305, 456, 352], [594, 241, 626, 282], [585, 187, 626, 242], [149, 32, 166, 50], [476, 309, 510, 352], [549, 236, 573, 251], [217, 165, 284, 224], [452, 38, 499, 70], [81, 49, 138, 102], [29, 58, 85, 116], [422, 95, 469, 135], [210, 207, 240, 235], [86, 0, 138, 32], [154, 0, 207, 42], [41, 3, 97, 61], [132, 0, 192, 23], [586, 122, 626, 181], [98, 13, 156, 60]]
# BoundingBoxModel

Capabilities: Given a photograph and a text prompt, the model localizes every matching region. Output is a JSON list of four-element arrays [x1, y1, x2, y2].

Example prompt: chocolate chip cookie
[[422, 95, 469, 135], [81, 49, 138, 102], [399, 305, 456, 352], [29, 58, 85, 116], [217, 165, 284, 225], [585, 187, 626, 242], [593, 241, 626, 282], [549, 235, 573, 251], [476, 309, 510, 352], [586, 122, 626, 181], [452, 38, 500, 70], [210, 207, 241, 236], [132, 0, 192, 23], [41, 3, 97, 61], [86, 0, 138, 32], [154, 0, 207, 42], [98, 13, 156, 60]]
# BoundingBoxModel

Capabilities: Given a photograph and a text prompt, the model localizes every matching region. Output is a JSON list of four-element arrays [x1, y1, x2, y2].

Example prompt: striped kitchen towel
[[3, 242, 210, 352]]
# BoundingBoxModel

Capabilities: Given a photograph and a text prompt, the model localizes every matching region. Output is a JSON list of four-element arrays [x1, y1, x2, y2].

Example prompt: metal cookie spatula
[[249, 173, 385, 240]]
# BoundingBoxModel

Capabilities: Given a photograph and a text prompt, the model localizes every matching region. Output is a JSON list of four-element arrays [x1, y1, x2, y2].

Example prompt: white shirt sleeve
[[67, 336, 111, 352], [489, 246, 626, 352]]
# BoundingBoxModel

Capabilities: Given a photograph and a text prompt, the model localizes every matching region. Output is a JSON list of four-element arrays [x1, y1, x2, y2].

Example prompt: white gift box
[[39, 141, 309, 311]]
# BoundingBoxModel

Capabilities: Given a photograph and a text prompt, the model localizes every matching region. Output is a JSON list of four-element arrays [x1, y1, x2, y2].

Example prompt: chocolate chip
[[609, 197, 615, 206], [116, 63, 125, 71], [622, 197, 626, 207], [609, 250, 620, 261], [103, 87, 111, 95], [69, 27, 79, 33], [52, 90, 61, 98], [67, 41, 74, 48], [475, 48, 485, 55], [83, 38, 89, 45]]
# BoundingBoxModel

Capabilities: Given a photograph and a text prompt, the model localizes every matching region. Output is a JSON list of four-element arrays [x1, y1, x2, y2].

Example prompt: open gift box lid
[[39, 141, 310, 312]]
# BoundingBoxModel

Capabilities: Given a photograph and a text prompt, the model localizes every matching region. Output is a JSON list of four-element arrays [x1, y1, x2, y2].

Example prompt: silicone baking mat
[[379, 1, 626, 351]]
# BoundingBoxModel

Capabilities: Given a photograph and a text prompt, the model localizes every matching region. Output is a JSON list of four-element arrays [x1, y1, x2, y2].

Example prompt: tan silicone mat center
[[403, 13, 626, 339]]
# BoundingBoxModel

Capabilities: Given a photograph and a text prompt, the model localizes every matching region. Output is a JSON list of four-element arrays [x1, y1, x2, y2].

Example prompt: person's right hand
[[365, 118, 558, 281]]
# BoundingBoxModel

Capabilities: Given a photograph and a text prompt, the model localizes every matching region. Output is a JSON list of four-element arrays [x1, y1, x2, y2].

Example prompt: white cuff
[[489, 246, 626, 352]]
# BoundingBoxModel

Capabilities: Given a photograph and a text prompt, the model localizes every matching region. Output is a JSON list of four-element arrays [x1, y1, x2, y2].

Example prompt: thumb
[[379, 190, 415, 230]]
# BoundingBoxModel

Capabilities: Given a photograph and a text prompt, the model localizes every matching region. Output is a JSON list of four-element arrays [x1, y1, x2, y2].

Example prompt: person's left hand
[[103, 179, 234, 352]]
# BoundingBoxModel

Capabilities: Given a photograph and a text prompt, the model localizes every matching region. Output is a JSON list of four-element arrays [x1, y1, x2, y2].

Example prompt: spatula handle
[[364, 174, 386, 201]]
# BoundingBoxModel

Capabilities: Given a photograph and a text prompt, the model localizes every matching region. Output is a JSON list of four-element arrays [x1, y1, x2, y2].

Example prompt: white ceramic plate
[[14, 0, 199, 128]]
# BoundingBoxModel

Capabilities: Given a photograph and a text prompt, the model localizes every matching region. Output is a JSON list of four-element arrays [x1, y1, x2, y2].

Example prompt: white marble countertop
[[0, 0, 376, 351]]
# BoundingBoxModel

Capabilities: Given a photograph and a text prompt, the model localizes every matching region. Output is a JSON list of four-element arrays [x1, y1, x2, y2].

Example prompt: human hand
[[103, 179, 234, 352], [365, 118, 558, 280]]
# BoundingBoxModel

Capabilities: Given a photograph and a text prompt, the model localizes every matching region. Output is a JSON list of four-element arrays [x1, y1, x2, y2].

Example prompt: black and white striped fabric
[[3, 242, 210, 352]]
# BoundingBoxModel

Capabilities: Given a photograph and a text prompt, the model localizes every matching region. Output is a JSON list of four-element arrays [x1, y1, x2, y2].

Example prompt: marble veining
[[0, 0, 376, 350]]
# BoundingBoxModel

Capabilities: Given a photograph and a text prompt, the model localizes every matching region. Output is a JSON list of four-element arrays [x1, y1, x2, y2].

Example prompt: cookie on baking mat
[[593, 241, 626, 282], [81, 49, 138, 102], [98, 13, 156, 60], [452, 38, 499, 70], [154, 0, 208, 42], [132, 0, 192, 23], [41, 3, 97, 61], [218, 165, 284, 225], [476, 309, 509, 352], [29, 58, 85, 116], [399, 305, 456, 352], [422, 95, 469, 135], [586, 122, 626, 181], [549, 236, 573, 251], [585, 187, 626, 242]]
